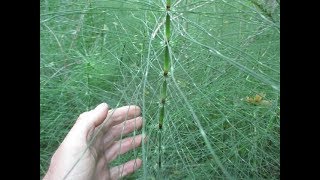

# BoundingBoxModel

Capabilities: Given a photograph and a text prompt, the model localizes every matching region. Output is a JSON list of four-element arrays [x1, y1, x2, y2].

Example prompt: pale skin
[[43, 103, 144, 180]]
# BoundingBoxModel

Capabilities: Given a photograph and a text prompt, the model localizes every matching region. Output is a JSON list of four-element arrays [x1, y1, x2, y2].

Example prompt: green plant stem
[[158, 0, 171, 173], [164, 44, 169, 76]]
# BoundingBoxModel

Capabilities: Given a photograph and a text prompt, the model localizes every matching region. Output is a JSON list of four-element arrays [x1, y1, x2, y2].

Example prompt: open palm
[[44, 103, 143, 180]]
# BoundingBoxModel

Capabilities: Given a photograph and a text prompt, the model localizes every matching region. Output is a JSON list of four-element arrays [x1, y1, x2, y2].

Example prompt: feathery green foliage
[[41, 0, 280, 179]]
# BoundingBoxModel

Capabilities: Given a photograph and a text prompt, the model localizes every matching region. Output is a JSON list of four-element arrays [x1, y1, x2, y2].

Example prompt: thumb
[[73, 103, 109, 134], [90, 103, 109, 127]]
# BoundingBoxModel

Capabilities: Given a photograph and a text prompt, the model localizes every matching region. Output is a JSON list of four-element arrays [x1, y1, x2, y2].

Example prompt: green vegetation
[[41, 0, 280, 179]]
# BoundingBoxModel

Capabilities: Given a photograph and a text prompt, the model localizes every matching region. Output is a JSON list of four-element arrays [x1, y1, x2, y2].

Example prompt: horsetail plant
[[158, 0, 171, 173], [41, 0, 280, 179]]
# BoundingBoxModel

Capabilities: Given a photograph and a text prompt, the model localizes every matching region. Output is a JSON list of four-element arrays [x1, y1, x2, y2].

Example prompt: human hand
[[43, 103, 144, 180]]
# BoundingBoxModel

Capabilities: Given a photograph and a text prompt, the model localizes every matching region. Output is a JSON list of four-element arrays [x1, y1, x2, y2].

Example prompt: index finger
[[100, 105, 141, 133]]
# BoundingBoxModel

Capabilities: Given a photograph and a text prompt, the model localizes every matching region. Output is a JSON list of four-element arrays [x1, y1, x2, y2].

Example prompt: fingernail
[[95, 103, 108, 111], [142, 134, 148, 142]]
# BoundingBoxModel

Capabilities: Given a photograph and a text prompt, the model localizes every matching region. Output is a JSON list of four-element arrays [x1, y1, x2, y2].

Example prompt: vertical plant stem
[[164, 44, 169, 76], [158, 0, 171, 174]]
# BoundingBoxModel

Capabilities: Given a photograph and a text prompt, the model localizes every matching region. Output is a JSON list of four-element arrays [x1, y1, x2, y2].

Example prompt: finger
[[70, 103, 109, 138], [101, 105, 141, 133], [105, 134, 143, 162], [103, 117, 143, 147], [110, 159, 142, 180]]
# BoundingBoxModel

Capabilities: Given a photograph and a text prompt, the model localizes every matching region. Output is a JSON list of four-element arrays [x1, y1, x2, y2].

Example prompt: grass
[[40, 0, 280, 179]]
